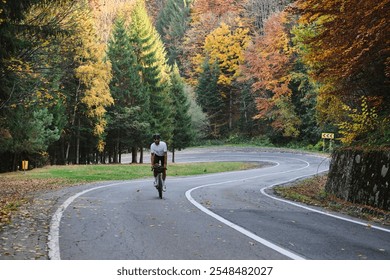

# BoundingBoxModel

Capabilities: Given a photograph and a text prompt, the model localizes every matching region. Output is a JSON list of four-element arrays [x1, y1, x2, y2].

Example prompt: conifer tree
[[196, 59, 225, 138], [156, 0, 192, 66], [0, 0, 74, 170], [128, 0, 173, 145], [106, 16, 149, 163], [169, 63, 192, 161]]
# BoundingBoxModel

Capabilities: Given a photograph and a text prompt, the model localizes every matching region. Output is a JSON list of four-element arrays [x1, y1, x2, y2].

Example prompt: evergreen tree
[[156, 0, 192, 66], [289, 62, 320, 145], [129, 0, 173, 145], [196, 58, 225, 138], [169, 63, 193, 162], [0, 106, 60, 171], [106, 16, 150, 163], [0, 0, 75, 170], [239, 82, 259, 136]]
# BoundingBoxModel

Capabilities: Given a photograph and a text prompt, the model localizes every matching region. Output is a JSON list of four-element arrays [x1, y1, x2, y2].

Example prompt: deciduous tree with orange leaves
[[243, 11, 302, 137], [293, 0, 390, 145], [191, 0, 244, 19]]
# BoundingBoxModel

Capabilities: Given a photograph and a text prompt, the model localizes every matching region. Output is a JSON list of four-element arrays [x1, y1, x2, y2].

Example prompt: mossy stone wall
[[325, 148, 390, 210]]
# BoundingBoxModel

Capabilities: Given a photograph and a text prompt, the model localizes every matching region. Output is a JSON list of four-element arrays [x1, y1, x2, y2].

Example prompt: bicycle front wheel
[[157, 174, 163, 199]]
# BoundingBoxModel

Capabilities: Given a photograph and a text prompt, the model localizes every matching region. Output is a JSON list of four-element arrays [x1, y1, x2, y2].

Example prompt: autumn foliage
[[1, 0, 389, 174], [191, 0, 244, 19], [293, 0, 390, 144], [295, 0, 389, 89], [242, 11, 301, 137]]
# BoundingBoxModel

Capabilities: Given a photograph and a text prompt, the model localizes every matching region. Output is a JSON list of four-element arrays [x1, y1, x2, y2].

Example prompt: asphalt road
[[48, 147, 390, 260]]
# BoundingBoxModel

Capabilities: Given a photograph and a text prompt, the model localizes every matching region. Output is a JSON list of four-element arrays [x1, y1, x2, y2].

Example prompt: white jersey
[[150, 141, 167, 157]]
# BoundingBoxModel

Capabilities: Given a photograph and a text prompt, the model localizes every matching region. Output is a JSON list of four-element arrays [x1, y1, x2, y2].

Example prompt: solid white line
[[186, 185, 305, 260], [260, 175, 390, 233], [46, 159, 279, 260], [185, 159, 311, 260], [49, 153, 388, 260], [48, 181, 146, 260], [48, 157, 308, 260], [185, 156, 390, 260]]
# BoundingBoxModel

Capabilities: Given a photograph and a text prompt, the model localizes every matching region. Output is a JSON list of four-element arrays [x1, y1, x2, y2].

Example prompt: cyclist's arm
[[163, 152, 167, 168], [151, 152, 155, 167]]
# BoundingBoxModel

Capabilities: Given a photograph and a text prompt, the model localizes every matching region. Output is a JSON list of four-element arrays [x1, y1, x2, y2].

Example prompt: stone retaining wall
[[325, 148, 390, 210]]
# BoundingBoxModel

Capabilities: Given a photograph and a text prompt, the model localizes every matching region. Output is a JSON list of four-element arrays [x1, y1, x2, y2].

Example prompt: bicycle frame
[[152, 165, 164, 199]]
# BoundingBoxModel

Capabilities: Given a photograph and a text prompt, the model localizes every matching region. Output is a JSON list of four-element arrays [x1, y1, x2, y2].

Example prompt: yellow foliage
[[316, 90, 344, 125], [338, 96, 379, 144], [96, 139, 106, 153], [273, 97, 302, 137], [66, 2, 113, 149], [199, 20, 250, 87]]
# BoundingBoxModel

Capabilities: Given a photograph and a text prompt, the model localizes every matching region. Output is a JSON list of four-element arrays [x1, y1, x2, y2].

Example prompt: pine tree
[[196, 59, 225, 138], [106, 16, 149, 163], [156, 0, 192, 66], [169, 63, 192, 161], [129, 0, 173, 145], [0, 0, 76, 170]]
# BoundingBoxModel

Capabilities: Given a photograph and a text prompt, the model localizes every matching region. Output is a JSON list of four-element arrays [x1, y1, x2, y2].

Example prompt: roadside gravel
[[0, 182, 104, 260]]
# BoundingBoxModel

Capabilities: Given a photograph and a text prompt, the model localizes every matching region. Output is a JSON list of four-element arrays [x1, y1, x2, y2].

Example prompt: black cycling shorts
[[153, 155, 165, 165]]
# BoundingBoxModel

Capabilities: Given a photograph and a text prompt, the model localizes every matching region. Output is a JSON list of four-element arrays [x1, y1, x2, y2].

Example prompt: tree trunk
[[75, 117, 80, 164], [229, 90, 233, 130], [243, 99, 248, 124], [12, 153, 19, 171], [113, 138, 119, 163], [66, 81, 81, 164], [119, 142, 122, 163], [139, 148, 144, 163], [131, 147, 137, 163]]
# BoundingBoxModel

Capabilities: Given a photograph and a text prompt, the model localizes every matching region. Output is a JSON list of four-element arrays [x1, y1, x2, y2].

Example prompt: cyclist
[[150, 134, 167, 191]]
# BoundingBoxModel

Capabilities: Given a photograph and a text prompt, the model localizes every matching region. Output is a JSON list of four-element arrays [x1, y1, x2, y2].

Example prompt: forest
[[0, 0, 389, 172]]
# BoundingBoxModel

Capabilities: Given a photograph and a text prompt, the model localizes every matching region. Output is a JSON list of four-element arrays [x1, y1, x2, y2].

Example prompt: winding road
[[48, 147, 390, 260]]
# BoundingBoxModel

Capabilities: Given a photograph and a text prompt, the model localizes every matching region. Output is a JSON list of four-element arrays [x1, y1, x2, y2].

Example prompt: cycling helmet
[[153, 134, 161, 140]]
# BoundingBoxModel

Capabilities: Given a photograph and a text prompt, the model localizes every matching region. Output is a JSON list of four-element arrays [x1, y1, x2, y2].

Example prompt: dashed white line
[[49, 153, 389, 260]]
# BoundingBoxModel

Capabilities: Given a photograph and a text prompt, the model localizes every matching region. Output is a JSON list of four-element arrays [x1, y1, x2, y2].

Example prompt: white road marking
[[48, 157, 309, 260], [260, 177, 390, 233], [185, 156, 390, 260], [48, 153, 389, 260], [185, 159, 311, 260], [48, 180, 148, 260]]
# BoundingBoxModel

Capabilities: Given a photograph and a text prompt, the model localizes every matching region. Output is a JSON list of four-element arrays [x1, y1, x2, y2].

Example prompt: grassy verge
[[274, 174, 390, 226], [0, 162, 257, 227]]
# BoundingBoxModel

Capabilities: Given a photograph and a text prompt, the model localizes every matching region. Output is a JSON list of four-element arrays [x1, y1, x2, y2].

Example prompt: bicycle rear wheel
[[157, 174, 163, 199]]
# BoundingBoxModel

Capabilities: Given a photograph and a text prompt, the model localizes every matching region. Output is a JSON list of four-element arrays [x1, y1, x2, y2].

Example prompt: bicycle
[[152, 165, 166, 199]]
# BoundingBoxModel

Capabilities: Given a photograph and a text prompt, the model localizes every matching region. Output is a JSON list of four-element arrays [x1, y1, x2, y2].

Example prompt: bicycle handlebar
[[151, 165, 167, 172]]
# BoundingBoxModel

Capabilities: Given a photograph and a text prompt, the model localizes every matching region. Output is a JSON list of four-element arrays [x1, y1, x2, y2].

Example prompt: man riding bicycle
[[150, 134, 167, 191]]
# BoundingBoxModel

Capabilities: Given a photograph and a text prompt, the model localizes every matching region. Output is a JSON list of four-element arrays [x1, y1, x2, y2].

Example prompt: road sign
[[322, 133, 334, 139]]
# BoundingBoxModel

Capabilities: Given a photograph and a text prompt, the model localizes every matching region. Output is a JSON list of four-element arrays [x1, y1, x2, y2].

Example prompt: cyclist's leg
[[162, 168, 166, 181], [162, 167, 167, 191], [153, 157, 160, 186]]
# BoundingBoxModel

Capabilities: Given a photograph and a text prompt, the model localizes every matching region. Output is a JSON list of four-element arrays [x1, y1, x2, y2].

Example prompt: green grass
[[16, 162, 257, 184], [0, 161, 259, 227]]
